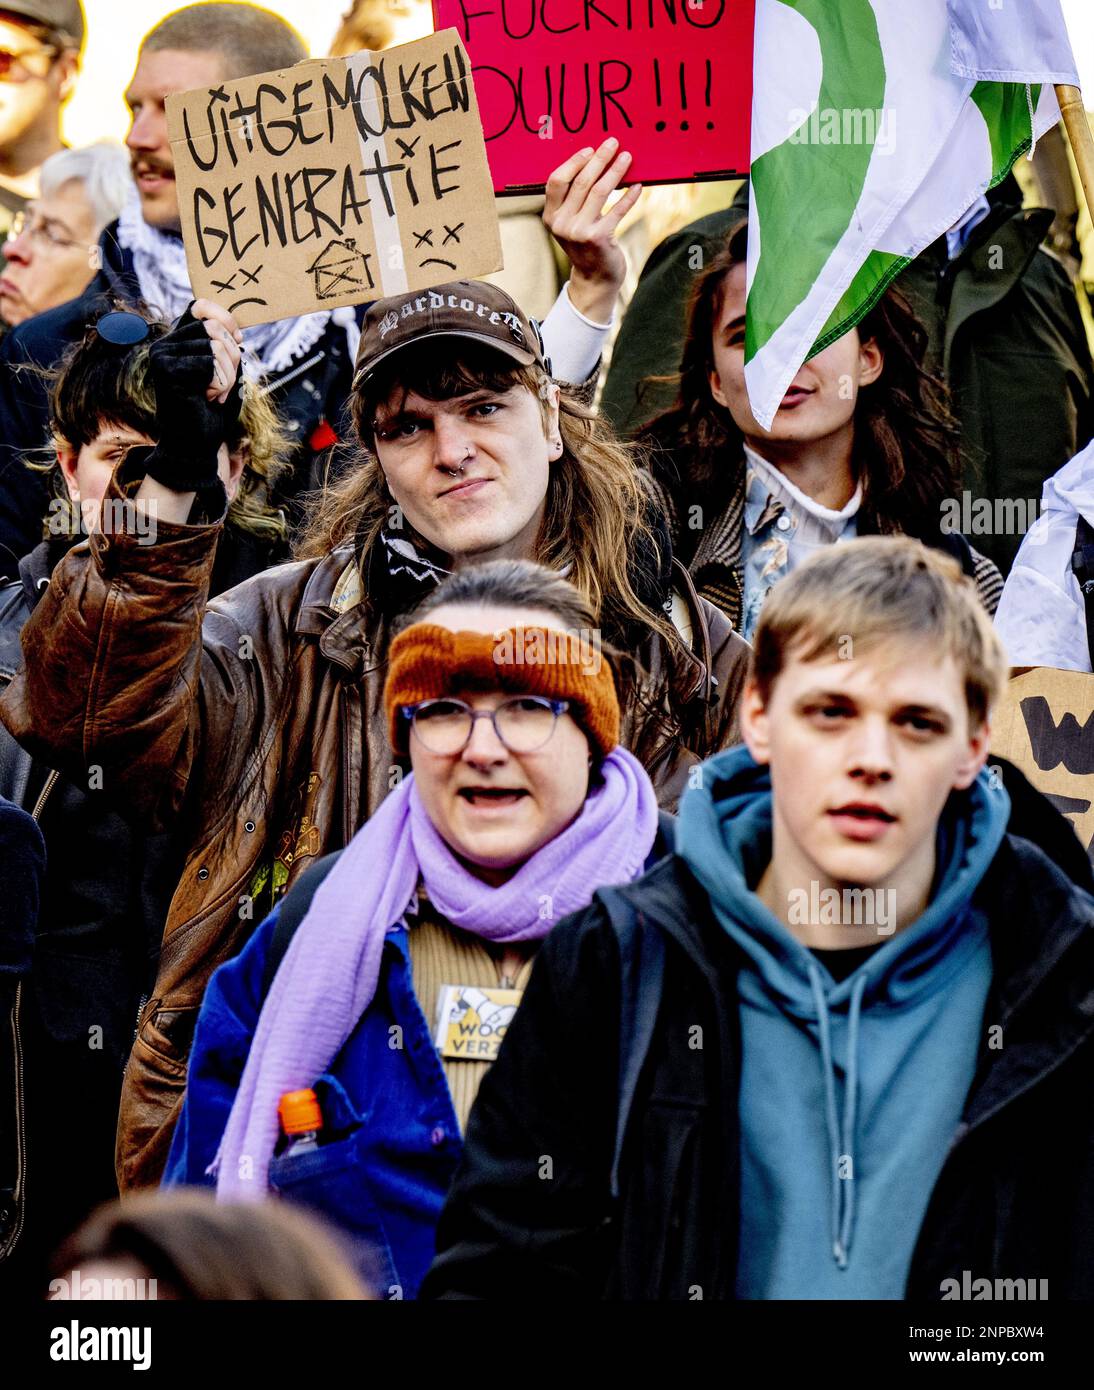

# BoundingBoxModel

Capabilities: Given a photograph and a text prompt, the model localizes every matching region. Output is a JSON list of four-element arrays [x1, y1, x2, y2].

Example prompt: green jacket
[[900, 201, 1093, 572], [601, 207, 742, 436]]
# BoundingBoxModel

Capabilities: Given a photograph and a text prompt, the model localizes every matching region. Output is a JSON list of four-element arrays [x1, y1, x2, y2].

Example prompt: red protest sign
[[431, 0, 754, 192]]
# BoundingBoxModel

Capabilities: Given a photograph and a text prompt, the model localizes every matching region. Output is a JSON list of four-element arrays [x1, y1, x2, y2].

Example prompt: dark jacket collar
[[293, 546, 382, 679], [940, 203, 1055, 369], [93, 220, 139, 300], [961, 834, 1094, 1131]]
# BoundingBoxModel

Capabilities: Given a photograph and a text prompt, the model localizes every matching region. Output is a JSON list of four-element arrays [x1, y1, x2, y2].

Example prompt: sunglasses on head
[[94, 311, 153, 347]]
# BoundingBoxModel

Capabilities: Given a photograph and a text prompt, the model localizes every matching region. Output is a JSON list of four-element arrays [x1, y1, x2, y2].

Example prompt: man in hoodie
[[423, 536, 1094, 1300]]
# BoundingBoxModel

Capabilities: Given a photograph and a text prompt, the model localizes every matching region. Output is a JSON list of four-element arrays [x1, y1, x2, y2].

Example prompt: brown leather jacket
[[0, 497, 749, 1191]]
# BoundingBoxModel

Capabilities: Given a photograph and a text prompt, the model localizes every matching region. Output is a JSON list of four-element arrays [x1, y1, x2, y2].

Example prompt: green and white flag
[[746, 0, 1080, 429]]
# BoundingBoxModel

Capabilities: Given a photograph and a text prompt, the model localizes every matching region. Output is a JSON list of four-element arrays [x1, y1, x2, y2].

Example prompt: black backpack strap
[[1070, 514, 1094, 671], [258, 850, 344, 1000], [603, 889, 666, 1201]]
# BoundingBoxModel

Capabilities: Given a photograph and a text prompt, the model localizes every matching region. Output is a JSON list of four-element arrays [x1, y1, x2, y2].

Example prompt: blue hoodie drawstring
[[807, 963, 842, 1264], [807, 963, 868, 1270], [839, 974, 868, 1264]]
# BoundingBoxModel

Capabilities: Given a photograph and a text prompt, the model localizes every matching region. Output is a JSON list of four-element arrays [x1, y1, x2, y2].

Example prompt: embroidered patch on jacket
[[273, 772, 323, 878]]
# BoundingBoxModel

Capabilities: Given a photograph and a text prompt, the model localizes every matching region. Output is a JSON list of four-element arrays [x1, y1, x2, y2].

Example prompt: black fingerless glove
[[139, 304, 244, 496]]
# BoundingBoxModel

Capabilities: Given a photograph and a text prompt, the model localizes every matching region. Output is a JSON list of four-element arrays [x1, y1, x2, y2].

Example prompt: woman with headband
[[163, 557, 670, 1299]]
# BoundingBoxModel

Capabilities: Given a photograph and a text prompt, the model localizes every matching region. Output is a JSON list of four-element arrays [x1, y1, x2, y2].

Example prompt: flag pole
[[1055, 84, 1094, 226]]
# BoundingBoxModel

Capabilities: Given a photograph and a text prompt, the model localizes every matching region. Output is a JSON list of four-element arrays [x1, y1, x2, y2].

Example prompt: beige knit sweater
[[407, 894, 537, 1135]]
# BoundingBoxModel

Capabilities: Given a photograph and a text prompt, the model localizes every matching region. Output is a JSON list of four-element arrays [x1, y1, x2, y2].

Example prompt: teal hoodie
[[676, 746, 1011, 1299]]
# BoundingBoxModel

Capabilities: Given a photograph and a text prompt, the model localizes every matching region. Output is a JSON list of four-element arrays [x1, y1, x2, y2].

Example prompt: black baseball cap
[[353, 281, 548, 390]]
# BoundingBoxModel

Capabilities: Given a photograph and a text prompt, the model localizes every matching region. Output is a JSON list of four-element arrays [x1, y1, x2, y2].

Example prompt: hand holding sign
[[142, 304, 245, 498], [166, 32, 503, 328], [191, 298, 244, 404], [544, 139, 642, 323]]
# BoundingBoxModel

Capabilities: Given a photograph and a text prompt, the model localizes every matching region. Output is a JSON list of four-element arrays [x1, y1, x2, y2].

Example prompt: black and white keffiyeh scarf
[[116, 191, 359, 380]]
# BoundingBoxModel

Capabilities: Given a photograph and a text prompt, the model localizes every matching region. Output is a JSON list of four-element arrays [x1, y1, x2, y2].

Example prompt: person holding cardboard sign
[[0, 3, 343, 582], [163, 559, 672, 1299], [0, 272, 749, 1193], [0, 3, 641, 584]]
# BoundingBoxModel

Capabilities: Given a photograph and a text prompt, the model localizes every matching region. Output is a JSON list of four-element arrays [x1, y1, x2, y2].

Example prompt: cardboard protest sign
[[432, 0, 754, 191], [166, 31, 503, 328], [991, 667, 1094, 857]]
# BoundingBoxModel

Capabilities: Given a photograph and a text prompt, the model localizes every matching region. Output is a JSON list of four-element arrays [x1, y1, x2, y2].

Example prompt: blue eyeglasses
[[400, 696, 570, 754]]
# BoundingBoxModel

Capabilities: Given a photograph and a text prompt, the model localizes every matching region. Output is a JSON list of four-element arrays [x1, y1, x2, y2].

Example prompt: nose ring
[[444, 446, 473, 479]]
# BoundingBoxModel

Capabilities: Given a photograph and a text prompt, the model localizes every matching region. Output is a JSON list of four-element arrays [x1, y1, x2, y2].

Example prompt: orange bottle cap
[[278, 1088, 322, 1135]]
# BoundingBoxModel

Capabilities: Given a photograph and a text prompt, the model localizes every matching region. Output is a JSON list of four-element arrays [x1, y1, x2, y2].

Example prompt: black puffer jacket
[[424, 766, 1094, 1301]]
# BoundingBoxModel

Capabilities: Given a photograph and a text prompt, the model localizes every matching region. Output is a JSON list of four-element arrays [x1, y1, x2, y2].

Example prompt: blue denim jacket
[[162, 904, 463, 1300]]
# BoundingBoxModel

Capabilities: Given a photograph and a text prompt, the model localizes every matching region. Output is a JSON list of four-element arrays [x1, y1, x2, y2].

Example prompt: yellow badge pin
[[434, 984, 524, 1062]]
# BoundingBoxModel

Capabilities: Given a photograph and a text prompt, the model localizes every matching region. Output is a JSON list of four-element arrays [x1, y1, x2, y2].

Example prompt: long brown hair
[[296, 342, 718, 768], [640, 221, 961, 549]]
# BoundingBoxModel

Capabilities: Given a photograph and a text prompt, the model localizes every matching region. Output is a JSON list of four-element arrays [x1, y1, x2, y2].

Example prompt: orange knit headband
[[384, 624, 620, 759]]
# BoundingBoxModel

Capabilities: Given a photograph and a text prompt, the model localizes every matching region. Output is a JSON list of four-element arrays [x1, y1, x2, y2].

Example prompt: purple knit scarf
[[213, 747, 657, 1198]]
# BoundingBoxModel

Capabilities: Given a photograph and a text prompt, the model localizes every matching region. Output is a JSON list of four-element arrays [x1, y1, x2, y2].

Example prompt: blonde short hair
[[751, 537, 1008, 728]]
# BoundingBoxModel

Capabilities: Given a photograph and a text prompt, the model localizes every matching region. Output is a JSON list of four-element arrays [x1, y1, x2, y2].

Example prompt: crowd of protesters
[[0, 0, 1093, 1306]]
